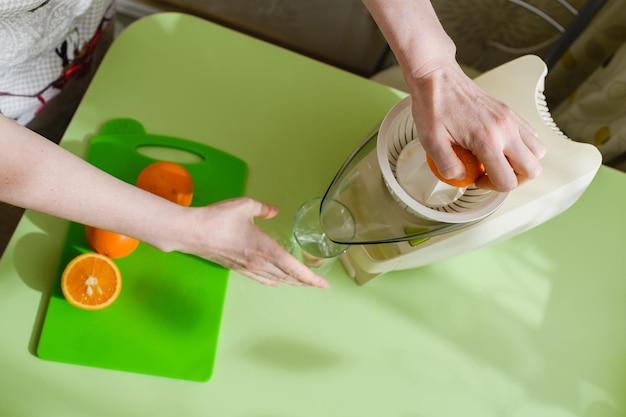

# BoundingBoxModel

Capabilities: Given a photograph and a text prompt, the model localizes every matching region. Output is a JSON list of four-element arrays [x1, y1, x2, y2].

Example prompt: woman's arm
[[0, 115, 328, 288], [362, 0, 546, 191]]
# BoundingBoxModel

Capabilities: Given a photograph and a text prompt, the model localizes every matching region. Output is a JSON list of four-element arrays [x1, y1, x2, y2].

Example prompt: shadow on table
[[8, 210, 69, 357], [0, 203, 25, 258]]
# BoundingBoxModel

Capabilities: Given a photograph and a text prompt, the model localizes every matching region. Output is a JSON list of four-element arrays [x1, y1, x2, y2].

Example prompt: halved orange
[[61, 253, 122, 310], [136, 161, 194, 206], [426, 145, 486, 188]]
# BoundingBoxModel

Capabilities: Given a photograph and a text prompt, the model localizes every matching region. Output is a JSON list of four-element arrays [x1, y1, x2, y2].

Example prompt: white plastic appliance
[[319, 55, 602, 285]]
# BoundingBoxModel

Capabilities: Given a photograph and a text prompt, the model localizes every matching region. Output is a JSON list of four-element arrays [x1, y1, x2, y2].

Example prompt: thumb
[[249, 199, 280, 220]]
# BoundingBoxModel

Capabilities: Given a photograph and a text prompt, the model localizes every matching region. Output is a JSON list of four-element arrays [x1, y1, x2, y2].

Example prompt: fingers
[[210, 197, 330, 288], [427, 134, 536, 192], [422, 137, 466, 181], [242, 272, 306, 288], [235, 254, 329, 289], [474, 125, 545, 191], [508, 129, 544, 182], [242, 272, 280, 287], [415, 116, 543, 190], [408, 68, 547, 193], [275, 253, 330, 288], [259, 247, 329, 288], [520, 125, 547, 160]]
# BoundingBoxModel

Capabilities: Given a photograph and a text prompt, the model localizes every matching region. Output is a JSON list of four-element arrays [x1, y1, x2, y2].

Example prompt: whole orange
[[85, 226, 140, 259], [426, 145, 486, 187], [136, 161, 194, 206]]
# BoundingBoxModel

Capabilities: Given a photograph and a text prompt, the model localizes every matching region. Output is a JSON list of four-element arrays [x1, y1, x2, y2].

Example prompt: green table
[[1, 13, 625, 417]]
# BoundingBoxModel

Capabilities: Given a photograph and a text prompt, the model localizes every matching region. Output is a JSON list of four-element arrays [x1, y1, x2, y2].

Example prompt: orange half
[[61, 253, 122, 310], [426, 145, 486, 187]]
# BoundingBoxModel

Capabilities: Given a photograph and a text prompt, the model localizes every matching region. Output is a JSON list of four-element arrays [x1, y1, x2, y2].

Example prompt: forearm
[[0, 115, 185, 252], [0, 116, 332, 287], [362, 0, 545, 191], [362, 0, 457, 79]]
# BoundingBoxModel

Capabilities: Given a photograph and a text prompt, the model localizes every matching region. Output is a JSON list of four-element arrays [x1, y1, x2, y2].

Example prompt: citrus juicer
[[318, 55, 602, 285]]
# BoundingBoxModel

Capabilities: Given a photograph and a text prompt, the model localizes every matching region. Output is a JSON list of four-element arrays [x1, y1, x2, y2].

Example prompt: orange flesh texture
[[61, 253, 122, 310], [136, 161, 194, 206]]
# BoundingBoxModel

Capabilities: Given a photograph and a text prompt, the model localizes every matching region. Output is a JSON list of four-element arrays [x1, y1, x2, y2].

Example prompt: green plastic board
[[36, 118, 248, 382]]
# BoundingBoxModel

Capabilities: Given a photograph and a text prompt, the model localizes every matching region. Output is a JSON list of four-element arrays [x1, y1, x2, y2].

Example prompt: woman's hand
[[407, 61, 547, 192], [0, 114, 327, 289], [174, 197, 330, 288]]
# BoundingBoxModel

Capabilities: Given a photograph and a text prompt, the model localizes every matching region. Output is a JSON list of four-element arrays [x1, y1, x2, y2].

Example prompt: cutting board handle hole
[[136, 146, 204, 164]]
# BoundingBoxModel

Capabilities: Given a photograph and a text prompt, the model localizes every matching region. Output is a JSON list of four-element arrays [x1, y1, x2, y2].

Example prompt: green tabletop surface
[[1, 13, 625, 417]]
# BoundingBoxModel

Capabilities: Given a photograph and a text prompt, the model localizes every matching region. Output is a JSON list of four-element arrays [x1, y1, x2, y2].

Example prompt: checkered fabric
[[0, 0, 115, 124]]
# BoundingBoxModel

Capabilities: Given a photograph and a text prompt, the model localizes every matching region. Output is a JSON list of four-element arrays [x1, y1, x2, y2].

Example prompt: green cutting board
[[36, 118, 247, 382]]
